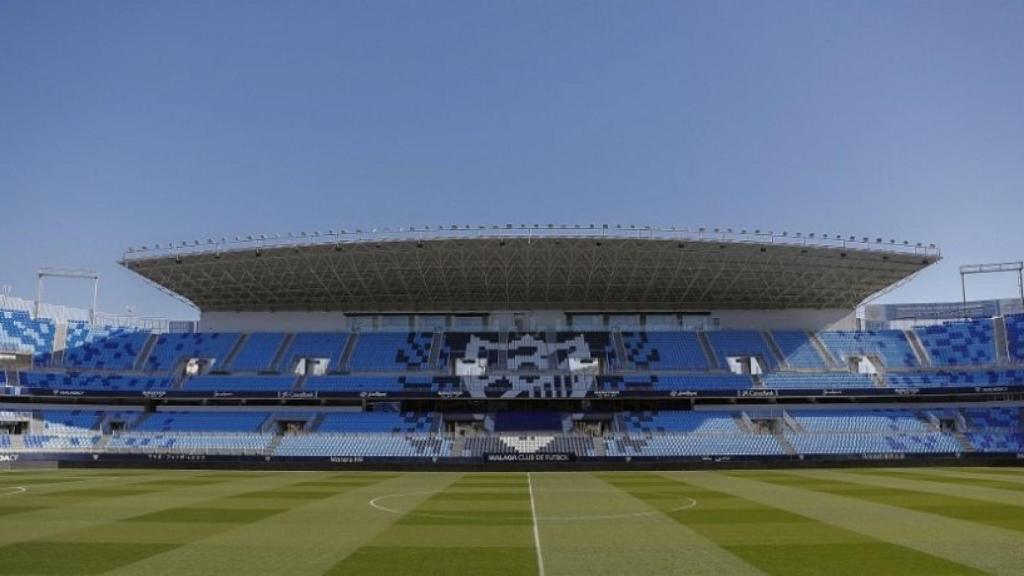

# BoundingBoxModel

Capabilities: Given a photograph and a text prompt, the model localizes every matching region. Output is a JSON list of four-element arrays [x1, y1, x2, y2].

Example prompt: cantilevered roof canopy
[[120, 226, 940, 312]]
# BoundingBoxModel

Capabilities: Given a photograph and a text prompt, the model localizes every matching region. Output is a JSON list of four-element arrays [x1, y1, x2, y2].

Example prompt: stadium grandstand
[[2, 224, 1023, 470]]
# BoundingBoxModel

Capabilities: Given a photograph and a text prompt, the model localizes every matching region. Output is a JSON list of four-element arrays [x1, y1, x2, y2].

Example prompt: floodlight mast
[[959, 262, 1024, 317], [36, 268, 100, 323]]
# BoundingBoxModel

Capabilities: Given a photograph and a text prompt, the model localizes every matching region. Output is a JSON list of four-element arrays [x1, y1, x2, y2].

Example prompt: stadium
[[3, 223, 1024, 574]]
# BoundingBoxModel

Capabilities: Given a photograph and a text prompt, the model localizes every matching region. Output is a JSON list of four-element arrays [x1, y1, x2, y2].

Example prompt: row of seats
[[13, 320, 1016, 376], [106, 432, 272, 454], [17, 368, 1023, 394], [274, 435, 451, 457]]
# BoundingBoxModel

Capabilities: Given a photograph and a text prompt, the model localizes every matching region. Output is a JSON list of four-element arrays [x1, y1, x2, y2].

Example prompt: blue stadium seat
[[230, 332, 286, 371], [770, 331, 828, 369], [817, 330, 918, 368], [914, 320, 995, 366], [705, 331, 779, 370], [277, 332, 349, 372], [144, 332, 240, 372], [63, 325, 149, 370], [348, 332, 433, 371], [620, 331, 709, 370]]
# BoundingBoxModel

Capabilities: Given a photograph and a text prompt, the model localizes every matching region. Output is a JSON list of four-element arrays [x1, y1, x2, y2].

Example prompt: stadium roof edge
[[120, 224, 940, 261], [118, 225, 941, 314]]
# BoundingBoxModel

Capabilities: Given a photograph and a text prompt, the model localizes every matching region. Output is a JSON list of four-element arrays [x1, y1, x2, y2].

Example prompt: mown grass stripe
[[622, 472, 984, 576], [775, 469, 1024, 533], [698, 470, 1024, 575], [328, 473, 538, 576]]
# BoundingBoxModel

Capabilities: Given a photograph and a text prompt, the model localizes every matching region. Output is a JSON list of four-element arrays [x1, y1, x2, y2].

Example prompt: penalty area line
[[527, 473, 546, 576]]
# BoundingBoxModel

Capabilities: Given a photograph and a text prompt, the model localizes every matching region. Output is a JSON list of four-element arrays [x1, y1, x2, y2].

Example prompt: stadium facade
[[2, 225, 1024, 470]]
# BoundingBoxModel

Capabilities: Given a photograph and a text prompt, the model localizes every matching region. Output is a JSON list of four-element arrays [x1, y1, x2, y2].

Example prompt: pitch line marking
[[528, 473, 546, 576], [0, 486, 26, 497], [368, 488, 697, 522]]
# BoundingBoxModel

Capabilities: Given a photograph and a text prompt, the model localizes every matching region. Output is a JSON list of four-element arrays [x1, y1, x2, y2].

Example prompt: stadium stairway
[[309, 412, 328, 432], [337, 333, 359, 372], [774, 430, 797, 455], [763, 331, 789, 369], [132, 334, 158, 371], [265, 434, 284, 455], [697, 332, 720, 370], [994, 318, 1010, 365], [220, 334, 250, 371], [497, 331, 509, 370], [450, 435, 466, 457], [8, 434, 25, 450], [906, 330, 933, 368], [428, 331, 443, 370], [593, 436, 607, 456], [611, 330, 628, 371], [94, 434, 111, 450], [808, 333, 840, 369], [268, 334, 294, 372], [952, 431, 976, 453]]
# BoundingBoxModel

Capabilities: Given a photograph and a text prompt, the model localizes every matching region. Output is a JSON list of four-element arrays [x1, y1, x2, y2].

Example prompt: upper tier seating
[[555, 332, 616, 368], [507, 333, 548, 371], [348, 332, 433, 371], [770, 331, 828, 369], [914, 321, 995, 366], [230, 332, 286, 371], [63, 325, 148, 370], [0, 309, 55, 361], [624, 411, 739, 434], [1005, 313, 1024, 363], [761, 372, 874, 389], [144, 333, 240, 372], [817, 330, 918, 368], [317, 412, 434, 433], [20, 372, 172, 392], [438, 332, 501, 368], [134, 411, 269, 432], [621, 331, 708, 370], [277, 332, 349, 372], [705, 331, 779, 370], [594, 374, 754, 391], [184, 376, 297, 392]]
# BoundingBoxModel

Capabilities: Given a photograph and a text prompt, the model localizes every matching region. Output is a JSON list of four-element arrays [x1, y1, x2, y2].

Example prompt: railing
[[122, 223, 941, 261]]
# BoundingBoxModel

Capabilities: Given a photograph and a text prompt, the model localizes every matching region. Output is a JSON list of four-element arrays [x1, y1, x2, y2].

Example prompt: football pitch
[[2, 467, 1024, 575]]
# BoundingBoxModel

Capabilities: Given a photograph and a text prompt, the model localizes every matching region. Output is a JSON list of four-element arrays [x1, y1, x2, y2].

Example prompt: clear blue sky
[[2, 1, 1022, 320]]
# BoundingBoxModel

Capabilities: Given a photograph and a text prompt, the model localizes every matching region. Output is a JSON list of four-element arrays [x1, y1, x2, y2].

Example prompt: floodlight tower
[[36, 268, 100, 323], [959, 261, 1024, 315]]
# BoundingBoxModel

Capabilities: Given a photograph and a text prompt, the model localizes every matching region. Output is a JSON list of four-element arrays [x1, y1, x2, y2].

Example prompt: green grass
[[0, 467, 1022, 575]]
